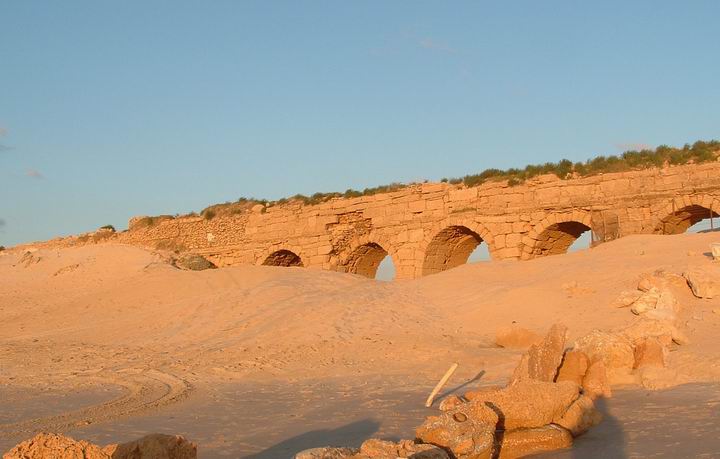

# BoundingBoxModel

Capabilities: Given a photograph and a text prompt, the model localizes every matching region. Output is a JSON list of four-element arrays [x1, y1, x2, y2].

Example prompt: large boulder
[[684, 268, 720, 299], [2, 433, 110, 459]]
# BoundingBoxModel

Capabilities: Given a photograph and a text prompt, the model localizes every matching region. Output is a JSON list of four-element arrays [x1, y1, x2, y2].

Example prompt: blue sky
[[1, 1, 719, 247]]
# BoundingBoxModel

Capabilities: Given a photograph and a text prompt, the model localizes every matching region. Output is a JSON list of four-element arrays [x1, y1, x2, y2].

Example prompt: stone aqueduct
[[119, 162, 720, 280]]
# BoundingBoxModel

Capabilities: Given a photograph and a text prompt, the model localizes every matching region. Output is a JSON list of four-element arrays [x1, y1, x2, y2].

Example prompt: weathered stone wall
[[105, 161, 720, 279]]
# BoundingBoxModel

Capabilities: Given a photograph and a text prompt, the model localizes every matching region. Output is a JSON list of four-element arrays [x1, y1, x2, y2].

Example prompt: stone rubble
[[2, 433, 197, 459]]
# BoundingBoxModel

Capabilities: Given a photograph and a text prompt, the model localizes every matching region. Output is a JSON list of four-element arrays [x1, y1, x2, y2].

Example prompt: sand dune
[[1, 232, 720, 456]]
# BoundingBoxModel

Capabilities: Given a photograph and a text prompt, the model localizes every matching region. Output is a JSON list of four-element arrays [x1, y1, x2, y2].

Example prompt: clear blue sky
[[1, 1, 719, 247]]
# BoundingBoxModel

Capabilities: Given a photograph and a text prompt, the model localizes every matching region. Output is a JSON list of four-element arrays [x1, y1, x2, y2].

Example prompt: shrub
[[99, 224, 116, 232]]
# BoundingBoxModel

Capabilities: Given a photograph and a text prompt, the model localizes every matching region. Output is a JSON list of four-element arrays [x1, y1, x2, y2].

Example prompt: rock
[[574, 330, 634, 382], [495, 326, 542, 349], [684, 268, 720, 299], [612, 290, 643, 308], [464, 385, 505, 402], [642, 309, 677, 323], [511, 324, 568, 384], [439, 394, 466, 411], [295, 447, 358, 459], [633, 337, 666, 369], [712, 243, 720, 261], [554, 395, 603, 436], [630, 288, 660, 315], [358, 439, 449, 458], [415, 405, 497, 459], [465, 381, 581, 430], [2, 433, 110, 459], [581, 360, 612, 399], [618, 319, 677, 347], [555, 350, 589, 386], [105, 434, 197, 459], [655, 289, 680, 313], [173, 254, 217, 271], [497, 425, 573, 458]]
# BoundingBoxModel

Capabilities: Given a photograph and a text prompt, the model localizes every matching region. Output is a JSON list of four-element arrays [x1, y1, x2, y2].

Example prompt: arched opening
[[422, 226, 488, 276], [343, 242, 390, 279], [656, 205, 719, 234], [532, 221, 592, 257], [375, 255, 396, 281], [262, 250, 303, 267], [568, 229, 592, 252]]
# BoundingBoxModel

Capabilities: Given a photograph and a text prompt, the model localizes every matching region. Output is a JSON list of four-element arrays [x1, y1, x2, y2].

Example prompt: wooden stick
[[425, 363, 459, 407]]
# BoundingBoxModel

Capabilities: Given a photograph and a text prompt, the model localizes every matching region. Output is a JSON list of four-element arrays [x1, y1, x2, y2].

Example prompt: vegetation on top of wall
[[99, 224, 116, 232], [136, 140, 719, 227], [132, 215, 177, 228], [448, 140, 720, 188]]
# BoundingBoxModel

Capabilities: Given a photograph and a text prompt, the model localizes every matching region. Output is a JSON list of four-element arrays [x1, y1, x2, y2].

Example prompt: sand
[[1, 232, 720, 457]]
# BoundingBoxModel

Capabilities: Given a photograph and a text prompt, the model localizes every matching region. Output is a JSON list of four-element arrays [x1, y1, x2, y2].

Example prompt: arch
[[261, 249, 304, 267], [336, 233, 401, 279], [422, 225, 486, 276], [522, 212, 594, 259], [654, 195, 720, 234]]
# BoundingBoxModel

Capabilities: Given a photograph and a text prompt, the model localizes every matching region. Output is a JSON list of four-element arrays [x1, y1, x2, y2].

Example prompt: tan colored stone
[[582, 360, 612, 400], [415, 407, 497, 459], [494, 325, 542, 349], [295, 447, 358, 459], [511, 324, 568, 384], [554, 395, 603, 436], [684, 268, 720, 299], [461, 380, 581, 430], [633, 337, 666, 369], [556, 350, 589, 385], [574, 330, 634, 380], [497, 425, 573, 458], [357, 439, 449, 458], [612, 290, 643, 308], [104, 434, 197, 459], [439, 394, 466, 411], [2, 433, 110, 459]]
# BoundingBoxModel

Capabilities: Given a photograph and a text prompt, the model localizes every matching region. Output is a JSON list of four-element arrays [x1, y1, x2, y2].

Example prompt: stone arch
[[422, 224, 491, 276], [654, 195, 720, 234], [258, 246, 305, 267], [521, 212, 594, 259], [336, 234, 400, 279]]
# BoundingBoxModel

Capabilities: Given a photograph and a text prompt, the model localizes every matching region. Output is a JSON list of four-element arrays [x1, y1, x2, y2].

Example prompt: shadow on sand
[[243, 419, 381, 459], [564, 397, 627, 459]]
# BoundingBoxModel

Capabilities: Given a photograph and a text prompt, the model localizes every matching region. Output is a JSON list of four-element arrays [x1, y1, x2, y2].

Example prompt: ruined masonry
[[117, 162, 720, 279]]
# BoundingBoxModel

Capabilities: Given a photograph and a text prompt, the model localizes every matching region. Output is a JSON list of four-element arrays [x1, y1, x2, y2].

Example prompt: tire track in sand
[[0, 369, 193, 437]]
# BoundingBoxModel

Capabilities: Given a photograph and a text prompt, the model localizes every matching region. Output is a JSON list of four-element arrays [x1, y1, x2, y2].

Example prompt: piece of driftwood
[[425, 362, 459, 407]]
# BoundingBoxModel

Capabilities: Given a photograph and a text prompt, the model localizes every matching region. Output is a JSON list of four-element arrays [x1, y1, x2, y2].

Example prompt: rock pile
[[296, 325, 607, 459], [2, 433, 197, 459]]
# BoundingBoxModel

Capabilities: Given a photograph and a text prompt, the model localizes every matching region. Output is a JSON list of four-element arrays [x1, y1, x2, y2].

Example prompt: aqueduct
[[119, 162, 720, 280]]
